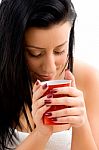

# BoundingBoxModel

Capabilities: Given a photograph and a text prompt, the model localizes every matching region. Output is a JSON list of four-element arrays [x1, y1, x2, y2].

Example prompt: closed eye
[[26, 49, 43, 57], [54, 50, 65, 55]]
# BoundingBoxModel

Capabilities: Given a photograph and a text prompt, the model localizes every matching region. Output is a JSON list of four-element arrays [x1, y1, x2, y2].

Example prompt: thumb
[[65, 69, 76, 87]]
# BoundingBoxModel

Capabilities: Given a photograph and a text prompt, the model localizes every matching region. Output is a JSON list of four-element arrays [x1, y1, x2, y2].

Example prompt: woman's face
[[24, 22, 71, 82]]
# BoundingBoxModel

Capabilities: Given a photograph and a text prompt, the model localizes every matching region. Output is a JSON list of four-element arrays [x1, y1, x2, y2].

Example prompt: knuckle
[[81, 100, 85, 107], [80, 108, 84, 115], [66, 98, 71, 105], [64, 108, 68, 114], [79, 99, 84, 107], [80, 91, 83, 96], [66, 117, 71, 122], [64, 108, 70, 114], [35, 101, 39, 108]]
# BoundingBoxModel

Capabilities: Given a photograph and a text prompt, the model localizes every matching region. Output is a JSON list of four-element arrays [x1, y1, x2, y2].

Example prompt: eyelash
[[27, 50, 41, 57], [27, 50, 65, 58], [54, 50, 65, 55]]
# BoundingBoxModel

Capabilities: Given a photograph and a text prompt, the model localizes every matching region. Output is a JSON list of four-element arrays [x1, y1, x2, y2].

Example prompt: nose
[[41, 54, 56, 74]]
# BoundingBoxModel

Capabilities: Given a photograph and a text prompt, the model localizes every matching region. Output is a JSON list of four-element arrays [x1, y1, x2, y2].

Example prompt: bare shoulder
[[73, 59, 99, 110], [73, 59, 99, 91], [74, 59, 99, 145], [74, 58, 99, 114]]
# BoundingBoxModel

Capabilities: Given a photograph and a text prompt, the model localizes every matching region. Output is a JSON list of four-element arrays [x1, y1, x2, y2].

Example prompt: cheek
[[56, 54, 67, 66], [25, 56, 39, 72]]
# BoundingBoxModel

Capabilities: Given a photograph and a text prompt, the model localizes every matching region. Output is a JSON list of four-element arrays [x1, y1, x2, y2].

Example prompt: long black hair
[[0, 0, 76, 149]]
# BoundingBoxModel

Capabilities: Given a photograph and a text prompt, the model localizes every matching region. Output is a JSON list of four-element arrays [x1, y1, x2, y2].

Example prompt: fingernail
[[44, 99, 51, 104], [49, 89, 57, 94], [45, 112, 52, 116], [47, 94, 53, 98], [51, 118, 57, 121], [36, 79, 39, 85], [42, 83, 47, 89]]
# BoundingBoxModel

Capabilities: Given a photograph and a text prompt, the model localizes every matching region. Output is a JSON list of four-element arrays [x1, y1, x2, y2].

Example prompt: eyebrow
[[25, 41, 67, 50]]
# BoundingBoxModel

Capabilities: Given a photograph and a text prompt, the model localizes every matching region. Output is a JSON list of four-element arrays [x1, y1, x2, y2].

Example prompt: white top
[[8, 129, 72, 150], [45, 129, 72, 150]]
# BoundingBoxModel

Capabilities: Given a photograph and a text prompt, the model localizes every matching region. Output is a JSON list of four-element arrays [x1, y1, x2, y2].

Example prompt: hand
[[32, 80, 53, 136], [44, 70, 87, 128]]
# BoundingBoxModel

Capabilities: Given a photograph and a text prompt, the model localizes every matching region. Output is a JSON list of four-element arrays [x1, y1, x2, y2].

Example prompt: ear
[[65, 69, 76, 87]]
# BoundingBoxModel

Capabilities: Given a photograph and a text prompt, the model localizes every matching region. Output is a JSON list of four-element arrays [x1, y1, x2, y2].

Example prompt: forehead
[[24, 22, 71, 48]]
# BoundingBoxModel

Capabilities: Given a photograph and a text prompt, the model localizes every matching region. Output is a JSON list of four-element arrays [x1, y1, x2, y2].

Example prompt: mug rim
[[41, 79, 71, 85]]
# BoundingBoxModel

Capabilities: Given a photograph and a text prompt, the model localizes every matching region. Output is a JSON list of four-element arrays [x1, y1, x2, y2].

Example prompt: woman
[[0, 0, 99, 149]]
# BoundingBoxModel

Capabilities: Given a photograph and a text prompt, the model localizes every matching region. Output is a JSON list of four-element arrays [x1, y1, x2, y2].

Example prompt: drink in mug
[[42, 80, 71, 125]]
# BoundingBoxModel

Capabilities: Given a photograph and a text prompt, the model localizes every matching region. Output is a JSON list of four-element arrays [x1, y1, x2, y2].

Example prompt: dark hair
[[0, 0, 76, 149]]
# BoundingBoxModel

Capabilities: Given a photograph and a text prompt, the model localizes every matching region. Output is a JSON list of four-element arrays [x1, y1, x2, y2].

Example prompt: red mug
[[42, 80, 71, 125]]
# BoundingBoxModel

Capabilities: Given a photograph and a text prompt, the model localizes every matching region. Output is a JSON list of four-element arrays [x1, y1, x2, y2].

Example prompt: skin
[[73, 60, 99, 149], [24, 22, 71, 82], [24, 22, 72, 131], [17, 22, 99, 149]]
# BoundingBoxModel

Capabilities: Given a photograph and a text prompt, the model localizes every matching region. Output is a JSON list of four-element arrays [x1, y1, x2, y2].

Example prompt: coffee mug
[[42, 80, 71, 125]]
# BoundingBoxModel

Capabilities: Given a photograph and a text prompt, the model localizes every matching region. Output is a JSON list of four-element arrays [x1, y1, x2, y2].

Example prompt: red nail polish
[[44, 100, 51, 104], [47, 94, 53, 98], [51, 118, 57, 121], [36, 80, 39, 85], [49, 89, 58, 94], [42, 83, 47, 89], [45, 112, 52, 116]]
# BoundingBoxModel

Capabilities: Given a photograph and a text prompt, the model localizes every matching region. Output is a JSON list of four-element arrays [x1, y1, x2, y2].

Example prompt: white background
[[73, 0, 99, 69], [0, 0, 99, 69]]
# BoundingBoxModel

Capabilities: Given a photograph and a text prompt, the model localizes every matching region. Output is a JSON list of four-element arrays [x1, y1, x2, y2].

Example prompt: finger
[[32, 94, 53, 113], [51, 116, 83, 125], [32, 83, 48, 102], [34, 105, 51, 121], [65, 69, 76, 87], [44, 96, 84, 108], [45, 107, 84, 118], [53, 86, 82, 97]]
